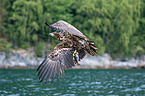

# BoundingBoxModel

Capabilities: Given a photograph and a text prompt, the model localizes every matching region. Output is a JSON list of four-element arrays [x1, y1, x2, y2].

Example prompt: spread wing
[[37, 48, 75, 84], [49, 20, 86, 38]]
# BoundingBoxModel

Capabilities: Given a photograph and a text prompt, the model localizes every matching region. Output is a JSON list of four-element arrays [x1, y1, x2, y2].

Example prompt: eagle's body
[[37, 20, 97, 84]]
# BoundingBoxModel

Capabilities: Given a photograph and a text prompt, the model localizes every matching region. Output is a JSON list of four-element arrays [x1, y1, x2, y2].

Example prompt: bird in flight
[[37, 20, 97, 84]]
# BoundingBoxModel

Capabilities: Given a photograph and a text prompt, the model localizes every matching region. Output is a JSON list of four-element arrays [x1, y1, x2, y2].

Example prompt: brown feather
[[37, 20, 98, 84]]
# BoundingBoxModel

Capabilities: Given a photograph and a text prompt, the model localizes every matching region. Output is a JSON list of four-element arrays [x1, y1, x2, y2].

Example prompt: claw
[[73, 50, 77, 56]]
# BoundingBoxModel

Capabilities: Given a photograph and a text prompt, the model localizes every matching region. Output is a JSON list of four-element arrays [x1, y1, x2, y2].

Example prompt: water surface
[[0, 69, 145, 95]]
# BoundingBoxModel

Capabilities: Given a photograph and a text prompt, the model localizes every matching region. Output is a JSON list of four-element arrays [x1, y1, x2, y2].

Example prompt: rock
[[0, 49, 41, 69], [0, 52, 6, 68], [0, 50, 145, 69], [76, 53, 145, 69], [77, 53, 111, 69], [137, 62, 145, 68]]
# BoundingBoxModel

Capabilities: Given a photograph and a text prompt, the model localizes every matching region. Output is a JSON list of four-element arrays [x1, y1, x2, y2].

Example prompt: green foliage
[[32, 34, 38, 42], [35, 42, 44, 57], [1, 0, 145, 58], [0, 39, 8, 51], [72, 0, 143, 58], [0, 39, 12, 52], [8, 0, 44, 45], [20, 42, 30, 49]]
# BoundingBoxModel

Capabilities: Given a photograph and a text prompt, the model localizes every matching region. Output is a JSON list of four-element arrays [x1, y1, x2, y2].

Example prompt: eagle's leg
[[73, 50, 78, 56], [73, 50, 79, 64]]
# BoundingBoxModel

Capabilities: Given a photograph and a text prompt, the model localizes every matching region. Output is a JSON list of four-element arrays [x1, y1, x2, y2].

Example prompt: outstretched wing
[[37, 48, 75, 84], [49, 20, 86, 38]]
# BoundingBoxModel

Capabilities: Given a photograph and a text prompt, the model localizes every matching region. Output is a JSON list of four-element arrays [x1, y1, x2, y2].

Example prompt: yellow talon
[[73, 50, 78, 56]]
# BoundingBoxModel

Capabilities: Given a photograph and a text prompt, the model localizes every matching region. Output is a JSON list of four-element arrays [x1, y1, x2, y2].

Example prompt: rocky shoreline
[[0, 49, 145, 69], [76, 54, 145, 69]]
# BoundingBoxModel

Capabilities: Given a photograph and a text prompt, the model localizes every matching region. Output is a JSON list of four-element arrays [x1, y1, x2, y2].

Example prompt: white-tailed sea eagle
[[37, 20, 97, 84]]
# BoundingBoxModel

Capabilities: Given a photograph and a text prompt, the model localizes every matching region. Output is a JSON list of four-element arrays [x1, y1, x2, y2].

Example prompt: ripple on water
[[61, 94, 75, 96], [79, 85, 86, 89], [122, 87, 144, 92], [69, 83, 83, 86], [134, 73, 142, 76], [140, 85, 145, 88], [53, 93, 61, 95], [12, 87, 17, 89], [25, 78, 32, 81], [108, 90, 113, 93], [0, 69, 145, 95], [1, 79, 8, 82], [42, 88, 56, 91], [26, 85, 35, 87], [0, 90, 12, 96], [7, 94, 20, 96], [90, 82, 101, 85], [134, 87, 143, 91]]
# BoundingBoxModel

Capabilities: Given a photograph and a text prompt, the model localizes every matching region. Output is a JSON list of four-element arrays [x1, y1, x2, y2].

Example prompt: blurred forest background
[[0, 0, 145, 59]]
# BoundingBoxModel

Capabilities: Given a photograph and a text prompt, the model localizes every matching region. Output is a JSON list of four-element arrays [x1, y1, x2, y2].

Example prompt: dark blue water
[[0, 69, 145, 96]]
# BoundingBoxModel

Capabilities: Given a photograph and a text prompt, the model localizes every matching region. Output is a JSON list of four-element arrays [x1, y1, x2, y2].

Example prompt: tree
[[1, 0, 144, 58], [8, 0, 44, 47], [1, 0, 16, 38], [72, 0, 141, 57]]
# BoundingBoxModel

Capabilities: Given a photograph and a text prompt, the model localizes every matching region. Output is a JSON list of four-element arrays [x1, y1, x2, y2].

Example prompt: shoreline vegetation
[[0, 0, 145, 59], [0, 0, 145, 69], [0, 49, 144, 69]]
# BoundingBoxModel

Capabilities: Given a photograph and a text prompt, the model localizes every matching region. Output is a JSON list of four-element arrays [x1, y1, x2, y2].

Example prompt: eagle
[[37, 20, 97, 84]]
